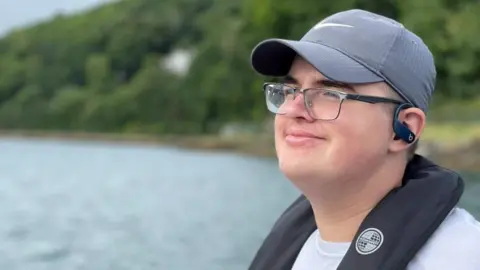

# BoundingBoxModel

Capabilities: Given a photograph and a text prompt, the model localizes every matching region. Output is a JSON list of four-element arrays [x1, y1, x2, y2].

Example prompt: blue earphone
[[393, 103, 416, 144]]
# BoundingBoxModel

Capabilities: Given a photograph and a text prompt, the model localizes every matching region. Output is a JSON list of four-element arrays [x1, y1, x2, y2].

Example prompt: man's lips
[[286, 130, 320, 138], [285, 130, 325, 146]]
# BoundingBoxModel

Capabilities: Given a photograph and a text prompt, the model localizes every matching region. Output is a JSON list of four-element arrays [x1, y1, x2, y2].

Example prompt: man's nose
[[282, 93, 314, 121]]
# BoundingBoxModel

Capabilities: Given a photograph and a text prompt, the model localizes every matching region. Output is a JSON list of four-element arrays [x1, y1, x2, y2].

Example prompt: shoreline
[[1, 129, 479, 172], [0, 130, 277, 157]]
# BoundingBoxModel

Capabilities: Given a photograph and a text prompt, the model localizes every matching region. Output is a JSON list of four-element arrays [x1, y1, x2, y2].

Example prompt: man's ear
[[389, 107, 426, 153]]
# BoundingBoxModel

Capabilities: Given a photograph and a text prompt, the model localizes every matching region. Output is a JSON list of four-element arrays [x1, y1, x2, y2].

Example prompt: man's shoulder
[[430, 207, 480, 246], [408, 207, 480, 269]]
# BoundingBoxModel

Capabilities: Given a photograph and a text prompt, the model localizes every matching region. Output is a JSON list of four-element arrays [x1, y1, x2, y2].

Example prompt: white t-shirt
[[292, 207, 480, 270]]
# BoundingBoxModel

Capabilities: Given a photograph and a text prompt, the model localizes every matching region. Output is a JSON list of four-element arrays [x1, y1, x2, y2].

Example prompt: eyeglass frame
[[262, 82, 409, 121]]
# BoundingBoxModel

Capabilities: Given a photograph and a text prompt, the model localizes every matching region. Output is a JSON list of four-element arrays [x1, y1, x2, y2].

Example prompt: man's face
[[274, 57, 397, 184]]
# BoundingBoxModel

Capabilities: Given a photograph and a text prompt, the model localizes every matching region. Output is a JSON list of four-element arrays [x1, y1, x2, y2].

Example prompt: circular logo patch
[[355, 228, 384, 255]]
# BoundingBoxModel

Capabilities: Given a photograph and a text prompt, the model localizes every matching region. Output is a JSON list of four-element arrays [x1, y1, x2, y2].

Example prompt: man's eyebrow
[[280, 75, 354, 91], [280, 75, 297, 84], [320, 79, 354, 91]]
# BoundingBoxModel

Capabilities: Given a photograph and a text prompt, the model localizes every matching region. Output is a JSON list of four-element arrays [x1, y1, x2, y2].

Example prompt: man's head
[[250, 9, 435, 184]]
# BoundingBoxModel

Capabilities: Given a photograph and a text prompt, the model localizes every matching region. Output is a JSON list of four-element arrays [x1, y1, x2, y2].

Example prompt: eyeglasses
[[263, 82, 404, 120]]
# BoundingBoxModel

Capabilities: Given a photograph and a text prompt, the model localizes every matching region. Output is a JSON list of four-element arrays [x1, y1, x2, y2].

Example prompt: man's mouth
[[285, 129, 325, 146]]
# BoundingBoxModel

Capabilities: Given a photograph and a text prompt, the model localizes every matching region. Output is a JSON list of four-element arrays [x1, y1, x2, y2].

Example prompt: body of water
[[0, 138, 478, 270]]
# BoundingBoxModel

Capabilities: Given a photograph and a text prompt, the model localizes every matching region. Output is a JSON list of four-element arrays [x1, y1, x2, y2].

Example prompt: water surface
[[0, 138, 478, 270]]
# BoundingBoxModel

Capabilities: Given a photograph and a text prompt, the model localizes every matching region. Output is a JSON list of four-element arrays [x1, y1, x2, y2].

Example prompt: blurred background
[[0, 0, 479, 269]]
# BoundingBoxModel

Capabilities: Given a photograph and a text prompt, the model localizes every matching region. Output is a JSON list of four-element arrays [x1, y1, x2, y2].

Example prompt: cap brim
[[251, 39, 383, 84]]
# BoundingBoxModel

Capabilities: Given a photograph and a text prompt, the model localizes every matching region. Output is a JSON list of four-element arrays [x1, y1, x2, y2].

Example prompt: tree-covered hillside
[[0, 0, 478, 134]]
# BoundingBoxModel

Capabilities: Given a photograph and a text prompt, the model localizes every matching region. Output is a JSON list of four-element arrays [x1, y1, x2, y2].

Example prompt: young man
[[248, 9, 480, 270]]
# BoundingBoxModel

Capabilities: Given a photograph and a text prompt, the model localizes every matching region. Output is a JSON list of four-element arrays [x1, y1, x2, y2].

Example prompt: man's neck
[[303, 160, 405, 243]]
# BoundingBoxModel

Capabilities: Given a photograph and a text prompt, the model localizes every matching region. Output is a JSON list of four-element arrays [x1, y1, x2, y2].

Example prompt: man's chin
[[276, 141, 327, 158], [279, 158, 322, 180]]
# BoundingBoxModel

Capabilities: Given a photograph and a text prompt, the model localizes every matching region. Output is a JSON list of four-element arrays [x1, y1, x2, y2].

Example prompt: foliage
[[0, 0, 478, 134]]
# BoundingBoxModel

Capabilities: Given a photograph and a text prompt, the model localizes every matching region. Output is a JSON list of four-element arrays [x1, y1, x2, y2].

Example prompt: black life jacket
[[248, 155, 465, 270]]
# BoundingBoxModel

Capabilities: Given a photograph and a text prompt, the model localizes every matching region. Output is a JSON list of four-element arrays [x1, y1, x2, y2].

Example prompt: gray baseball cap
[[250, 9, 436, 112]]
